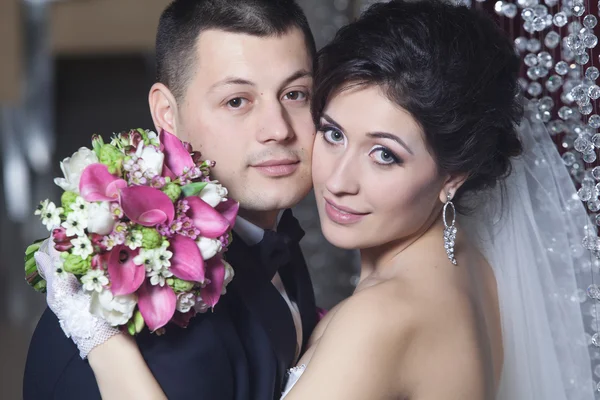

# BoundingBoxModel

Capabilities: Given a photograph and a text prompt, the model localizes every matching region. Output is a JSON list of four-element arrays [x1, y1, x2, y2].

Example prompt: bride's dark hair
[[312, 0, 523, 209]]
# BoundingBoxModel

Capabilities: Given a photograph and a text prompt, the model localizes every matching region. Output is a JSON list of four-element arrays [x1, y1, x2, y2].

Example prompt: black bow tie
[[252, 209, 305, 281]]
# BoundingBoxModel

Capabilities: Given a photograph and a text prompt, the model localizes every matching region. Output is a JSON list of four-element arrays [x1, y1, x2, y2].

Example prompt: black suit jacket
[[23, 229, 317, 400]]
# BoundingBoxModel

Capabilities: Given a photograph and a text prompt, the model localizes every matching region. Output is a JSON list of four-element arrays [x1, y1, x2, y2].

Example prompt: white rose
[[90, 289, 137, 326], [54, 147, 99, 193], [86, 201, 115, 235], [221, 261, 235, 295], [199, 182, 228, 207], [196, 236, 223, 260], [137, 144, 164, 176], [176, 292, 196, 313]]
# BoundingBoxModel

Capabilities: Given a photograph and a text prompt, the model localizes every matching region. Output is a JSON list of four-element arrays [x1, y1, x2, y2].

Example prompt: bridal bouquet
[[24, 129, 238, 334]]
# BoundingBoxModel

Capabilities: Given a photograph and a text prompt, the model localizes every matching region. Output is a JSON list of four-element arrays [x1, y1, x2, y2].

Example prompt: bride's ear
[[439, 173, 468, 203], [149, 83, 178, 136]]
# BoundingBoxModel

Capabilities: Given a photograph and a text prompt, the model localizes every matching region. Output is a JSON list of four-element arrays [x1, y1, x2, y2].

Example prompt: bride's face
[[312, 85, 446, 250]]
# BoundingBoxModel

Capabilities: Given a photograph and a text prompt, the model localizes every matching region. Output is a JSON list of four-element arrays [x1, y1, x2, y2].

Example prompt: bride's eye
[[369, 146, 401, 165], [320, 126, 346, 146]]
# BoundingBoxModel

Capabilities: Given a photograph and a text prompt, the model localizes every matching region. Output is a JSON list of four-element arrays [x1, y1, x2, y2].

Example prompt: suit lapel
[[225, 232, 297, 384]]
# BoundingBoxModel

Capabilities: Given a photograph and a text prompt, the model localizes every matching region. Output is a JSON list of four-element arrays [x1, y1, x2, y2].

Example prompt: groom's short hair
[[156, 0, 316, 101]]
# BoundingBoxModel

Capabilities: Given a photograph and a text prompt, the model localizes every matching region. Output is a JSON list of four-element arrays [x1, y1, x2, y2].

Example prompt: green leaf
[[25, 238, 45, 258], [33, 280, 47, 293], [181, 182, 208, 197], [24, 257, 38, 275]]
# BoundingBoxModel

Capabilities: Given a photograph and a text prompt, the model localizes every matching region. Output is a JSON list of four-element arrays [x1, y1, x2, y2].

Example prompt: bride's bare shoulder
[[329, 279, 489, 398]]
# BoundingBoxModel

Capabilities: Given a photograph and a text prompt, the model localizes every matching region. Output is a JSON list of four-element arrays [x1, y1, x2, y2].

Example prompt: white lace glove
[[35, 237, 120, 359]]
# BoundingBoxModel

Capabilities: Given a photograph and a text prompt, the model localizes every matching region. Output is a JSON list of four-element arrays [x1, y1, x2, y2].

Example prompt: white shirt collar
[[233, 211, 284, 246]]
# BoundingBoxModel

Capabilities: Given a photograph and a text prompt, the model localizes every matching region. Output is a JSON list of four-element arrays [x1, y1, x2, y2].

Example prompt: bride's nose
[[325, 152, 360, 196]]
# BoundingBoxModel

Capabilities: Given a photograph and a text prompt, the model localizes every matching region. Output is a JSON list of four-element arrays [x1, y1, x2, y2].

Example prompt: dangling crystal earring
[[443, 192, 457, 265]]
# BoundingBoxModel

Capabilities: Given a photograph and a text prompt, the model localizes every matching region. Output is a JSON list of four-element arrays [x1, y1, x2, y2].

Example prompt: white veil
[[462, 109, 597, 399]]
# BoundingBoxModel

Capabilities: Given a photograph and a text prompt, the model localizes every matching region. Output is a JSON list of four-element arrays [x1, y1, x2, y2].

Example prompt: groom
[[23, 0, 318, 399]]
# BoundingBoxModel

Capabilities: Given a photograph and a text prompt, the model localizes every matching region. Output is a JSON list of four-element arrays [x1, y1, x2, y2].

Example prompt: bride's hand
[[34, 237, 120, 359], [36, 238, 167, 399]]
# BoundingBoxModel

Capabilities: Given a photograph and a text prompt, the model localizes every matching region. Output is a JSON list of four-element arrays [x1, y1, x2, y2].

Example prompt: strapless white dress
[[280, 365, 306, 399]]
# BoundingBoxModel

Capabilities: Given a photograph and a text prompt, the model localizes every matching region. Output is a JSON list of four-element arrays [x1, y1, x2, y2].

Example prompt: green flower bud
[[133, 310, 145, 333], [139, 227, 163, 249], [126, 310, 145, 335], [135, 128, 150, 145], [92, 134, 104, 157], [62, 253, 91, 276], [167, 277, 195, 293], [162, 182, 182, 203], [61, 191, 79, 216], [98, 144, 125, 175]]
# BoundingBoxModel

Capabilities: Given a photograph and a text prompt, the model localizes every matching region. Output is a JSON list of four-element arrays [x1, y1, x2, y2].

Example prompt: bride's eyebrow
[[366, 132, 413, 155], [321, 113, 413, 155], [320, 113, 344, 131]]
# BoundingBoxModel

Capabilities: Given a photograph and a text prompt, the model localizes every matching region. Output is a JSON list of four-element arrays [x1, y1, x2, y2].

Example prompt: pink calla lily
[[137, 280, 177, 332], [200, 257, 226, 308], [161, 164, 177, 180], [160, 130, 194, 177], [107, 246, 145, 296], [79, 163, 127, 202], [169, 235, 205, 283], [215, 199, 239, 228], [119, 186, 175, 226], [186, 196, 230, 238]]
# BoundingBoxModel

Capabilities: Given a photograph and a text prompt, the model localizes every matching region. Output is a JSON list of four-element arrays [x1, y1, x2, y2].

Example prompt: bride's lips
[[324, 198, 369, 225], [252, 159, 300, 177]]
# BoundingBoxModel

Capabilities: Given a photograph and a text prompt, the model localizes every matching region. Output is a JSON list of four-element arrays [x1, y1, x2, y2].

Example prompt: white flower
[[125, 230, 143, 250], [81, 269, 109, 293], [176, 292, 196, 313], [90, 288, 137, 326], [34, 199, 50, 216], [138, 145, 164, 177], [54, 147, 99, 193], [221, 260, 235, 295], [194, 296, 210, 314], [40, 202, 64, 231], [199, 182, 228, 207], [71, 235, 93, 259], [134, 248, 154, 270], [154, 244, 173, 269], [61, 212, 87, 237], [147, 268, 173, 287], [196, 236, 222, 260], [69, 196, 89, 215], [86, 201, 115, 236], [146, 130, 159, 146]]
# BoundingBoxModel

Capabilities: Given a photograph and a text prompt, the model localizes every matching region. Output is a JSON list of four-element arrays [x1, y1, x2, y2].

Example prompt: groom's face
[[174, 29, 315, 220]]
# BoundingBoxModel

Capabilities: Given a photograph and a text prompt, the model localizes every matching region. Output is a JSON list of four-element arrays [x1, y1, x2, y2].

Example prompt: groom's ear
[[149, 83, 178, 136]]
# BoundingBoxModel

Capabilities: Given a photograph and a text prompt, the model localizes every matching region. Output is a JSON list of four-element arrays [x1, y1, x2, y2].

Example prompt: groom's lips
[[252, 159, 300, 177]]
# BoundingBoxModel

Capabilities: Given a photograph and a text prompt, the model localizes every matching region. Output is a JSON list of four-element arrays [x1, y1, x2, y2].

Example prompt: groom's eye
[[283, 91, 306, 101], [226, 97, 248, 109]]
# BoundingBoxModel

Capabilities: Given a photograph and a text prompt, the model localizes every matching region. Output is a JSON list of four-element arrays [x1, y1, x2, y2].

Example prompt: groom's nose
[[256, 101, 294, 144]]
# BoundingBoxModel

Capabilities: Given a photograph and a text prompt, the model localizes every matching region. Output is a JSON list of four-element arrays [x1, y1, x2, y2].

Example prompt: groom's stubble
[[149, 28, 316, 229]]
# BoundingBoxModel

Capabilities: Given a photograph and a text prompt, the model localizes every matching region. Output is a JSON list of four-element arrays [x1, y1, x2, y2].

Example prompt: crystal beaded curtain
[[359, 0, 600, 395]]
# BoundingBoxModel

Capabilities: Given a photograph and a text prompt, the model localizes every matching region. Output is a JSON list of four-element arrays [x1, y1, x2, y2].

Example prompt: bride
[[34, 0, 596, 398]]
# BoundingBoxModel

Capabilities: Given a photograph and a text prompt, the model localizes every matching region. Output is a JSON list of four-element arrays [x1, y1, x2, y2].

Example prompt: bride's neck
[[357, 215, 445, 286]]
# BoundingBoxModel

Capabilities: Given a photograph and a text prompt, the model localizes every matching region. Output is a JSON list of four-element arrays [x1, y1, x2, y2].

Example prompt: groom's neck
[[237, 209, 280, 230]]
